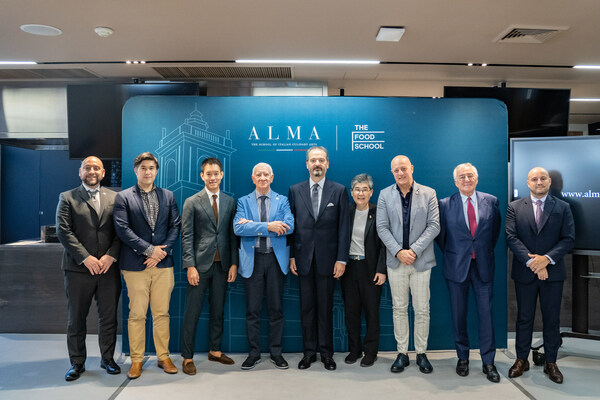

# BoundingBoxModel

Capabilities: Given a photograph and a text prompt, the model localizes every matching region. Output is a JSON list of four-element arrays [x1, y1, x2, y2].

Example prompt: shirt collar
[[310, 177, 326, 189], [206, 188, 220, 198], [255, 189, 271, 199], [136, 183, 156, 193], [530, 194, 548, 204], [460, 191, 477, 204], [82, 183, 100, 192]]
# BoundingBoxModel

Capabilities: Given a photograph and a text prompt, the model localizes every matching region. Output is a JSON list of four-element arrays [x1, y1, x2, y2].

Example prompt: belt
[[349, 255, 366, 260]]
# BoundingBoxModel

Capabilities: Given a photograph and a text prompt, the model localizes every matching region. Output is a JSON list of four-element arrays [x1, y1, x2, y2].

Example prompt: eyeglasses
[[352, 188, 372, 194], [456, 174, 476, 181]]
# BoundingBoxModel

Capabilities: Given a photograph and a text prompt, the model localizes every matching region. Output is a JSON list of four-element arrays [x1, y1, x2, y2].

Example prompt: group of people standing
[[56, 146, 574, 387]]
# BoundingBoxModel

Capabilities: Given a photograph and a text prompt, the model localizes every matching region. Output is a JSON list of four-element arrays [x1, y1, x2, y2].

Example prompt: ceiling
[[2, 0, 600, 124]]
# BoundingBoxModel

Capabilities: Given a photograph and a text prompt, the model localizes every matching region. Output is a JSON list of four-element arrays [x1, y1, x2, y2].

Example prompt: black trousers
[[181, 262, 227, 359], [340, 259, 382, 357], [298, 258, 335, 358], [64, 267, 121, 365], [244, 252, 285, 357]]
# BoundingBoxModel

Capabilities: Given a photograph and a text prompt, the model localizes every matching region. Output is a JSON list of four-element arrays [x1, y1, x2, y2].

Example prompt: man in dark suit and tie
[[234, 162, 294, 370], [436, 163, 501, 382], [180, 157, 239, 375], [506, 167, 575, 384], [288, 146, 350, 371], [56, 156, 121, 381], [113, 152, 181, 379]]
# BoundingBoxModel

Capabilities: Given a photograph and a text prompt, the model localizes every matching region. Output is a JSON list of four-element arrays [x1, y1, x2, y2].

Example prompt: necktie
[[535, 200, 543, 231], [311, 183, 319, 220], [212, 194, 220, 262], [467, 197, 477, 259], [89, 190, 100, 214], [258, 195, 267, 252]]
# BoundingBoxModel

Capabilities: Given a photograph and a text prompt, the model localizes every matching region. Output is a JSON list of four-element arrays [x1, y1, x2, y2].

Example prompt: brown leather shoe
[[508, 359, 530, 378], [182, 359, 197, 375], [128, 362, 142, 379], [544, 362, 563, 384], [208, 352, 234, 365], [158, 357, 178, 374]]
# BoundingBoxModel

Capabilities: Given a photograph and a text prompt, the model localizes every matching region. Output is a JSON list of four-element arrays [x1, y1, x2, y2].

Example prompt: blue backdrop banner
[[121, 96, 508, 354]]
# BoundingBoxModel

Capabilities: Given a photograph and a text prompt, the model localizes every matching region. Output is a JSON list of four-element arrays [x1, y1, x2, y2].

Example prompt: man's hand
[[228, 265, 238, 282], [397, 249, 416, 265], [528, 253, 550, 274], [98, 255, 115, 274], [333, 262, 346, 279], [144, 257, 159, 269], [187, 266, 199, 286], [289, 258, 298, 276], [152, 245, 168, 261], [536, 268, 549, 280], [267, 221, 291, 236], [373, 272, 386, 285], [83, 256, 102, 275]]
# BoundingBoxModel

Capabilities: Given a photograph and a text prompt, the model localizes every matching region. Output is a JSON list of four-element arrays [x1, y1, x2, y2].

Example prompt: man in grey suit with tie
[[56, 156, 121, 381], [376, 155, 440, 374], [180, 157, 239, 375]]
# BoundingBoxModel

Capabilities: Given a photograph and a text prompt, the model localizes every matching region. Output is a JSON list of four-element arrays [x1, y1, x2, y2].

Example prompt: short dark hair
[[134, 152, 159, 169], [201, 157, 223, 173]]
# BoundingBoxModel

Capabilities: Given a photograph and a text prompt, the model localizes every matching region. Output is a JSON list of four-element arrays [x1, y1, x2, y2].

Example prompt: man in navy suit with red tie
[[436, 163, 501, 383], [506, 167, 574, 384]]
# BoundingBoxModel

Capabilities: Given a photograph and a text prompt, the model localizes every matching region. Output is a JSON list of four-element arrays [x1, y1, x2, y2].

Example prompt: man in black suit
[[342, 173, 386, 368], [56, 156, 121, 381], [288, 146, 350, 371], [506, 167, 575, 384]]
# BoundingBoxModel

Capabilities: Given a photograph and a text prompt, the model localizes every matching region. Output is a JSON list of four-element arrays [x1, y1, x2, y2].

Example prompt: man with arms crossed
[[506, 167, 575, 384], [113, 152, 181, 379], [234, 162, 294, 370], [436, 163, 501, 382], [376, 155, 439, 374], [56, 156, 121, 381], [288, 146, 350, 371], [180, 157, 238, 375]]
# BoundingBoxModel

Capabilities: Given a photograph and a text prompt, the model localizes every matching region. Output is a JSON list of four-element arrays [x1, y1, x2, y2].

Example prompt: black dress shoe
[[483, 364, 500, 383], [416, 353, 433, 373], [344, 352, 362, 364], [65, 364, 85, 381], [241, 355, 261, 370], [100, 358, 121, 375], [543, 362, 563, 384], [322, 356, 337, 371], [456, 359, 469, 376], [390, 353, 409, 373], [270, 355, 289, 369], [298, 354, 317, 370], [360, 354, 377, 367]]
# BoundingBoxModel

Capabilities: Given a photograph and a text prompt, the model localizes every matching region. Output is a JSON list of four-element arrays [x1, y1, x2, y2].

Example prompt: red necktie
[[467, 197, 477, 259]]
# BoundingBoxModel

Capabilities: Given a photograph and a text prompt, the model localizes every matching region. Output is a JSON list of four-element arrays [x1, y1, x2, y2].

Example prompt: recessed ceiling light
[[570, 98, 600, 102], [94, 26, 114, 38], [573, 65, 600, 69], [376, 26, 406, 42], [236, 59, 379, 65], [0, 61, 37, 65], [20, 24, 62, 36]]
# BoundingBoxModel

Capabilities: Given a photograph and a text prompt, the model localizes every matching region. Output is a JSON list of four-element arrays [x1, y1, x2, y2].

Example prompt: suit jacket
[[113, 185, 181, 271], [349, 203, 386, 277], [288, 178, 350, 276], [234, 190, 294, 278], [181, 188, 239, 272], [376, 182, 440, 272], [506, 194, 575, 283], [56, 185, 120, 272], [436, 191, 501, 283]]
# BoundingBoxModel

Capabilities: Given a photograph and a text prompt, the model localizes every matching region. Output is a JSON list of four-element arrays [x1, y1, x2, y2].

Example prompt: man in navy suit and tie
[[234, 162, 294, 370], [288, 146, 350, 371], [506, 167, 574, 384], [113, 152, 181, 379], [436, 163, 501, 383]]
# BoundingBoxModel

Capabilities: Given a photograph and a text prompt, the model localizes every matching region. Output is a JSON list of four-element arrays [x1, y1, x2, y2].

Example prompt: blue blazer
[[233, 190, 294, 278], [506, 194, 575, 283], [113, 185, 181, 271], [288, 179, 350, 276], [436, 191, 501, 283]]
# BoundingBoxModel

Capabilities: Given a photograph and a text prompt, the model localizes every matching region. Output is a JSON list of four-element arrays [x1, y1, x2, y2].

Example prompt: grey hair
[[306, 146, 329, 161], [252, 162, 273, 175], [453, 162, 478, 180], [351, 173, 373, 190]]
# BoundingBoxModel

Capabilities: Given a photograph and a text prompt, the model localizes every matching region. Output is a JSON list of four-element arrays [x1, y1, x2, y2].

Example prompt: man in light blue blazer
[[234, 162, 294, 370], [376, 155, 440, 374]]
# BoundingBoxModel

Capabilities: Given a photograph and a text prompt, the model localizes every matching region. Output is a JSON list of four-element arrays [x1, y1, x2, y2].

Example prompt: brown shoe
[[157, 357, 178, 374], [128, 362, 143, 379], [182, 359, 196, 375], [508, 359, 530, 378], [208, 352, 234, 365], [544, 362, 563, 384]]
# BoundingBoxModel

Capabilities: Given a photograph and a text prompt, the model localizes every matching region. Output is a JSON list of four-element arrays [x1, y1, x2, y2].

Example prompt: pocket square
[[327, 203, 335, 207]]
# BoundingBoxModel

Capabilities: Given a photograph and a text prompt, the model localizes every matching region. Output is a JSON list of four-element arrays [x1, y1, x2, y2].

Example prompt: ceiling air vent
[[0, 68, 100, 80], [154, 66, 293, 80], [493, 25, 568, 44]]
